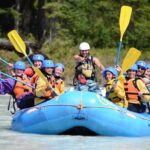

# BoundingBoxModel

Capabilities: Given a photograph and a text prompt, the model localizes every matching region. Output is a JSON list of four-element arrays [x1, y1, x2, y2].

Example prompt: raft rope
[[78, 91, 83, 110], [33, 104, 150, 121]]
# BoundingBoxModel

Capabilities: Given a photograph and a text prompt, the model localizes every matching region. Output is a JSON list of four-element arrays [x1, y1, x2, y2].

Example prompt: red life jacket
[[24, 67, 34, 78]]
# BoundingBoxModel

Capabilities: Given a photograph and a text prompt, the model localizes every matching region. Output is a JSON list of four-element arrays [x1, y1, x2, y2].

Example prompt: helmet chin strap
[[45, 71, 52, 76], [15, 73, 24, 79], [55, 73, 61, 78]]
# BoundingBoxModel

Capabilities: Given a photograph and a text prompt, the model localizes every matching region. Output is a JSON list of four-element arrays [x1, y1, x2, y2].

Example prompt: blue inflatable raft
[[11, 90, 150, 136]]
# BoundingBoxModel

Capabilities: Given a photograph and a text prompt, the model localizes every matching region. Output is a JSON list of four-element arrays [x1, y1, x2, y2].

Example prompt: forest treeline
[[0, 0, 149, 50]]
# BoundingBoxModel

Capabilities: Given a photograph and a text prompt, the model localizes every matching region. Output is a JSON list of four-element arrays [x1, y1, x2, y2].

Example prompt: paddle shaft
[[0, 57, 9, 65], [0, 71, 34, 89], [0, 77, 5, 82], [25, 55, 34, 67], [115, 42, 122, 65]]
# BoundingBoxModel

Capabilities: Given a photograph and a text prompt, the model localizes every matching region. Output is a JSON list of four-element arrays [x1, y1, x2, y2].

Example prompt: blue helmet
[[55, 63, 65, 71], [14, 61, 26, 70], [42, 60, 54, 68], [32, 54, 44, 62], [102, 67, 118, 78], [129, 64, 138, 71], [146, 64, 150, 69], [136, 60, 146, 69]]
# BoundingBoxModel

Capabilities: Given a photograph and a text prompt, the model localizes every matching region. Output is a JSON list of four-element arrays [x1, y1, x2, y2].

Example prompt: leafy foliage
[[0, 0, 149, 49]]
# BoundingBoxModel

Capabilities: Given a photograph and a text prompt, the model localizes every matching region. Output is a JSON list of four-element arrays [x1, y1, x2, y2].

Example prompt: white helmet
[[79, 42, 90, 51]]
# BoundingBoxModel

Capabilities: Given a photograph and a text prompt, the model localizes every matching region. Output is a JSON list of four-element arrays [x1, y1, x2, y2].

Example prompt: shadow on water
[[61, 126, 98, 136]]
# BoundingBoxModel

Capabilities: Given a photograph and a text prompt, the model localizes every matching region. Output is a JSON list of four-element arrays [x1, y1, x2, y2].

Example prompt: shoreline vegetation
[[0, 47, 149, 86]]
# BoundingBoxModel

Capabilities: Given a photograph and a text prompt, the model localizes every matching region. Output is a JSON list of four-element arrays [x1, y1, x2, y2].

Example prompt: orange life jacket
[[46, 75, 64, 95], [31, 73, 39, 84], [49, 75, 56, 88], [55, 78, 64, 94], [124, 79, 140, 104], [13, 74, 32, 100]]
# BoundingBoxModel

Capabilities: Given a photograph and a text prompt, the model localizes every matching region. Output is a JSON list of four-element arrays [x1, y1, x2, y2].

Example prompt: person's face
[[54, 67, 63, 77], [80, 50, 89, 58], [45, 67, 53, 75], [34, 60, 42, 69], [127, 70, 136, 79], [145, 68, 150, 79], [105, 72, 113, 81], [137, 65, 145, 76], [15, 69, 24, 76]]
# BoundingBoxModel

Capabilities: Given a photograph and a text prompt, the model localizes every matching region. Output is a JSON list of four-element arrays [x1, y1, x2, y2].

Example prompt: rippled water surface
[[0, 95, 150, 150]]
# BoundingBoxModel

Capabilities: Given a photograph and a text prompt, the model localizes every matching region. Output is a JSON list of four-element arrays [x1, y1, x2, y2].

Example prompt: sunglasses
[[81, 50, 89, 52], [138, 66, 145, 70]]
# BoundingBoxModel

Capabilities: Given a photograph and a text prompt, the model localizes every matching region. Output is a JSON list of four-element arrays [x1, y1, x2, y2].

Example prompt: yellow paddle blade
[[118, 48, 141, 83], [33, 67, 49, 84], [119, 6, 132, 41], [121, 48, 141, 73], [7, 30, 27, 56]]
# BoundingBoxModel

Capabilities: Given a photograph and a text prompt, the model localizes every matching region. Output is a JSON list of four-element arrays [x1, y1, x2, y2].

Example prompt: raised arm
[[74, 55, 85, 63], [93, 57, 105, 71]]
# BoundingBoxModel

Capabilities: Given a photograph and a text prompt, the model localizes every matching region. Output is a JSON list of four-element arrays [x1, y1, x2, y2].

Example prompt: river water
[[0, 95, 150, 150]]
